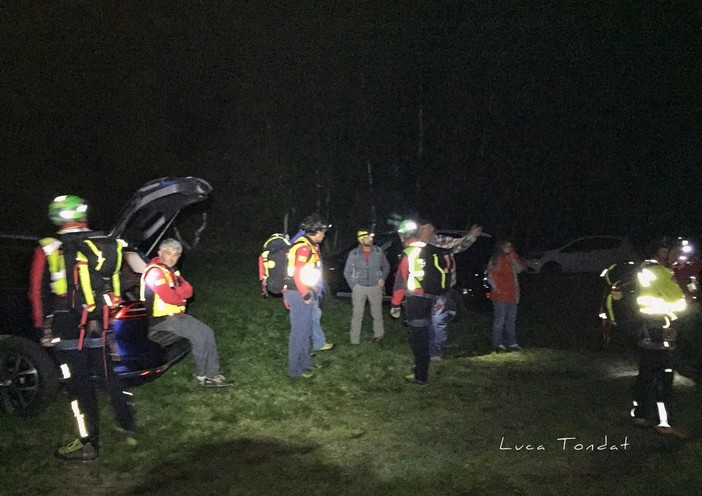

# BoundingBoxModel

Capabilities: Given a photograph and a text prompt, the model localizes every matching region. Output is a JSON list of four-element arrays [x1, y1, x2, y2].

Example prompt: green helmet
[[48, 195, 88, 226], [397, 220, 419, 239]]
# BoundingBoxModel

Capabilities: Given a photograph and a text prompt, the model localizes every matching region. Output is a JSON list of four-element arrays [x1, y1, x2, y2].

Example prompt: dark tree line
[[1, 2, 699, 253]]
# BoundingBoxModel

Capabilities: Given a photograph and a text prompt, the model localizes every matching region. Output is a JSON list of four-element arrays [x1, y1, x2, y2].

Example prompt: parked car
[[324, 230, 494, 311], [524, 235, 638, 274], [0, 176, 211, 417]]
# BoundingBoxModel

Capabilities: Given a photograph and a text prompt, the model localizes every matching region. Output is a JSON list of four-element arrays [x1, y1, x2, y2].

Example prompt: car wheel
[[541, 262, 562, 275], [0, 335, 59, 417]]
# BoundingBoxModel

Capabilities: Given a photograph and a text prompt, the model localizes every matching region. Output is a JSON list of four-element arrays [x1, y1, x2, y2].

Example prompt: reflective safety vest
[[404, 242, 446, 295], [140, 263, 186, 317], [286, 236, 322, 289], [636, 261, 686, 319], [40, 237, 67, 297]]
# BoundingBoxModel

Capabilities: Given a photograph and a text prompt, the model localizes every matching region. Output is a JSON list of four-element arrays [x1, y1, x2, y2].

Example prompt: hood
[[109, 177, 212, 256]]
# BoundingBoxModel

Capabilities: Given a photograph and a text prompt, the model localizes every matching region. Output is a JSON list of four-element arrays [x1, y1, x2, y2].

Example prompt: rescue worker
[[140, 238, 229, 387], [291, 227, 334, 352], [631, 257, 688, 437], [390, 220, 445, 386], [29, 195, 135, 461], [285, 214, 330, 378]]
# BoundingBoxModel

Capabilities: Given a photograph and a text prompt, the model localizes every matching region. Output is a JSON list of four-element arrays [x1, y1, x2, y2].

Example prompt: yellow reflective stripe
[[605, 293, 616, 325], [82, 239, 106, 272], [76, 254, 95, 309], [112, 241, 122, 298], [46, 250, 68, 296], [433, 253, 446, 289]]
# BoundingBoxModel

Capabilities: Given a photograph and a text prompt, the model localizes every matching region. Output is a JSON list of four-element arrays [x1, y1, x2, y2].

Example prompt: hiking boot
[[197, 374, 230, 387], [404, 374, 428, 387], [655, 426, 688, 439], [430, 355, 443, 363], [495, 345, 507, 353], [301, 371, 315, 379], [317, 342, 334, 351], [372, 337, 384, 345], [115, 427, 138, 446], [507, 345, 522, 352], [55, 439, 99, 461]]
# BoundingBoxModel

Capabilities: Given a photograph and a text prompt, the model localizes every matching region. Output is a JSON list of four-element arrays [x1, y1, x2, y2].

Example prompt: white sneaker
[[197, 374, 230, 387]]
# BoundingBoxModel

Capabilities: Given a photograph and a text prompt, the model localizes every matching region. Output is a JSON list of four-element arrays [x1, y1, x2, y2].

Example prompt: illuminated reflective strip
[[41, 239, 63, 254], [60, 363, 71, 379], [637, 269, 656, 288], [71, 400, 89, 438], [637, 297, 686, 316], [656, 402, 670, 428]]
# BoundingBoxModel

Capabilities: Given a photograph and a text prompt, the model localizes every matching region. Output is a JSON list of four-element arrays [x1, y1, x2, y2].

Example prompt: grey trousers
[[350, 284, 385, 344], [151, 314, 221, 378]]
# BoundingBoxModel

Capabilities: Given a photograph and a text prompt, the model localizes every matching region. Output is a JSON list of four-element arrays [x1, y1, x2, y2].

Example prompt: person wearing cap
[[285, 213, 330, 378], [343, 229, 390, 345]]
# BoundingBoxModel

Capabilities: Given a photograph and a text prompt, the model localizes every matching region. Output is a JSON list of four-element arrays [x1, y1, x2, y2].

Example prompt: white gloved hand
[[390, 307, 401, 319]]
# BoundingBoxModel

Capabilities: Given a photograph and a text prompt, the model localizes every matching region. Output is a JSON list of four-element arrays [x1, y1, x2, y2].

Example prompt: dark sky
[[1, 2, 700, 250]]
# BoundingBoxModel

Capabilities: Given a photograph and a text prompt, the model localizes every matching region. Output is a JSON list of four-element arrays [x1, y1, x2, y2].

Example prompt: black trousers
[[53, 311, 134, 446], [632, 347, 675, 423], [404, 295, 433, 383]]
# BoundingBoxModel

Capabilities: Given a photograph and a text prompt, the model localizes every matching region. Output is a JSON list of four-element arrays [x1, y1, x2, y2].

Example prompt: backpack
[[66, 233, 124, 314], [406, 243, 449, 296], [258, 233, 291, 295]]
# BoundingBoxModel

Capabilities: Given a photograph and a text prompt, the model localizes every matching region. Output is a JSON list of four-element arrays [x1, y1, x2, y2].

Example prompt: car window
[[561, 237, 620, 253], [590, 237, 621, 250]]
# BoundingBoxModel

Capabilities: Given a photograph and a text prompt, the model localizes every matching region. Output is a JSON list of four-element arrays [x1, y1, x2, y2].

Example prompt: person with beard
[[343, 229, 390, 345]]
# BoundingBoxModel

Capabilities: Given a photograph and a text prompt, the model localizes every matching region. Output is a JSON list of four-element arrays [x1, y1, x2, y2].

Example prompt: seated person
[[139, 238, 229, 387]]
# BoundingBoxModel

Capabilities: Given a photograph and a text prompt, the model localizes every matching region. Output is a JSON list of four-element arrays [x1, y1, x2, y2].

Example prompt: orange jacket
[[487, 253, 525, 304]]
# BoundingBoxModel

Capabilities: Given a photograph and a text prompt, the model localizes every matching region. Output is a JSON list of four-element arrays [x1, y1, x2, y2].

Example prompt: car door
[[556, 238, 590, 272], [109, 176, 212, 257]]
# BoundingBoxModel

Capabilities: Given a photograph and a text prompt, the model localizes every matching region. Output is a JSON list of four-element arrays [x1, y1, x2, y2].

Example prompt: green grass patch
[[3, 256, 702, 495]]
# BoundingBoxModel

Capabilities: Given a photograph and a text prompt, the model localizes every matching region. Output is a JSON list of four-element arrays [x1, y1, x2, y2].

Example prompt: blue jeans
[[311, 298, 328, 350], [492, 301, 519, 347], [285, 290, 314, 377], [429, 294, 456, 357]]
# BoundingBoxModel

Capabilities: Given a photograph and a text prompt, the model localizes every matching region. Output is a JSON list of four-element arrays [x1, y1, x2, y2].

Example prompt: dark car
[[324, 230, 494, 312], [0, 176, 212, 417]]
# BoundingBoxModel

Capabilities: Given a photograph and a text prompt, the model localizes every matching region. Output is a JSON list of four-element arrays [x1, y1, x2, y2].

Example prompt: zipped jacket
[[343, 245, 390, 288]]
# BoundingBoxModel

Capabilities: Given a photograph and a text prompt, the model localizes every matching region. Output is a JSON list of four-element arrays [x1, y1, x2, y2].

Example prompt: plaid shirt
[[430, 233, 477, 255]]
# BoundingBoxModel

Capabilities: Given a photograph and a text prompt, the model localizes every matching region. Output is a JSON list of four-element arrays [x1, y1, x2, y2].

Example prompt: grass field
[[3, 255, 702, 496]]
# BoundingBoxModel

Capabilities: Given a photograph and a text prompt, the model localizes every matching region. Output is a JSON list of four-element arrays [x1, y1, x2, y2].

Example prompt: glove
[[390, 306, 401, 319]]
